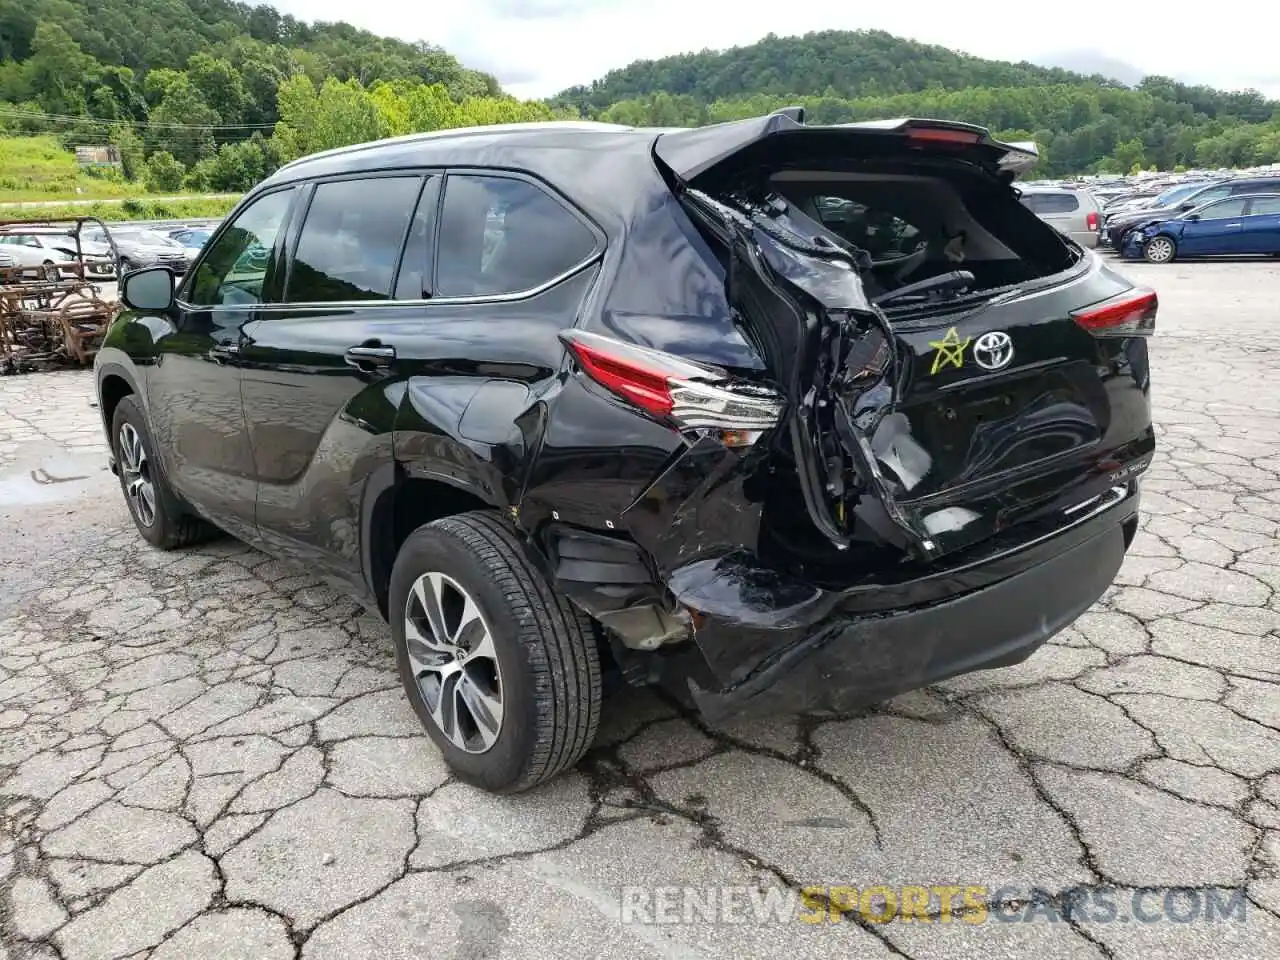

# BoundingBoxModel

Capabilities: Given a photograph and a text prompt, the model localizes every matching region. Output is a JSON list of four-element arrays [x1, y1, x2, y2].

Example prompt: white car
[[0, 231, 115, 279]]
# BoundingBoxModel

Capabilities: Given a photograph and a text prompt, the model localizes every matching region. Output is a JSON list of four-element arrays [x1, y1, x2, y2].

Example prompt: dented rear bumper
[[666, 484, 1138, 722]]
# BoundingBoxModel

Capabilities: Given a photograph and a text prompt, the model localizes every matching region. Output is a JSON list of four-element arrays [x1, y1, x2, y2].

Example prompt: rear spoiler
[[653, 110, 1041, 183]]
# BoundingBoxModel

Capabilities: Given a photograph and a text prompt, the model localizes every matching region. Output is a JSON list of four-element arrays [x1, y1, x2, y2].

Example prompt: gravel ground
[[1, 258, 1278, 960]]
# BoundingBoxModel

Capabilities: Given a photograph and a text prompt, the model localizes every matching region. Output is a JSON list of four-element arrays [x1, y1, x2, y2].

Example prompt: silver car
[[1017, 186, 1104, 248]]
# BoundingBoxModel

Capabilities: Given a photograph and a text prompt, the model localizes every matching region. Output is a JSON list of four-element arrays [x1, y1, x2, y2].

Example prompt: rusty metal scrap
[[0, 274, 119, 374], [0, 216, 122, 374]]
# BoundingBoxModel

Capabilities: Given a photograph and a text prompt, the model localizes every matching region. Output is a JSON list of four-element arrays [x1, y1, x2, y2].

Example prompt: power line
[[0, 105, 278, 131]]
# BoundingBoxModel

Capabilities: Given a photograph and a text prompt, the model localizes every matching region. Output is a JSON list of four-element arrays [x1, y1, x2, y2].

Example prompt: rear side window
[[1249, 197, 1280, 215], [1230, 181, 1274, 196], [286, 176, 421, 303], [1021, 192, 1079, 214], [436, 174, 596, 298]]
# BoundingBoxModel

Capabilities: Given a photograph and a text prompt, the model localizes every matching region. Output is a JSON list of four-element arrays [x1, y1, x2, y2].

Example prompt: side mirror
[[120, 265, 175, 312], [1184, 214, 1201, 222]]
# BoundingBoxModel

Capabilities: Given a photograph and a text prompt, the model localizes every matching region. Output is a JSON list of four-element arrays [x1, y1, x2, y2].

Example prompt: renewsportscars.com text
[[618, 884, 1250, 926]]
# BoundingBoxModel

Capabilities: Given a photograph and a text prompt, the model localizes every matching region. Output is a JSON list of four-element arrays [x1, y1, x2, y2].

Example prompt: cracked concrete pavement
[[2, 260, 1279, 959]]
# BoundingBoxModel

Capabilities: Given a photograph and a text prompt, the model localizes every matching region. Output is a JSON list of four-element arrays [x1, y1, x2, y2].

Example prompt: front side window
[[436, 175, 597, 298], [285, 176, 422, 303], [1195, 198, 1248, 220], [188, 188, 295, 307]]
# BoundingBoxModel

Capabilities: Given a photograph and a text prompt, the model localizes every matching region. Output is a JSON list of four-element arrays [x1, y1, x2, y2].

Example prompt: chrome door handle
[[345, 343, 396, 369], [209, 342, 239, 363]]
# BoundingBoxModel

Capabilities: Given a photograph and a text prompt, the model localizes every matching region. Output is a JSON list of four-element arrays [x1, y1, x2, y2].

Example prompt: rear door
[[237, 172, 430, 584], [1239, 196, 1280, 254]]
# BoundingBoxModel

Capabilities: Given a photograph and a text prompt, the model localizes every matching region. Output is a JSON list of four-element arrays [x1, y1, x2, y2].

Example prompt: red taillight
[[562, 336, 675, 417], [1087, 211, 1099, 231], [906, 127, 982, 145], [1071, 288, 1157, 337], [558, 330, 784, 442]]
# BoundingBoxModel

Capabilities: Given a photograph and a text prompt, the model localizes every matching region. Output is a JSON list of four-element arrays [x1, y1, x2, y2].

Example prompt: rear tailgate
[[659, 113, 1155, 561], [880, 264, 1156, 555]]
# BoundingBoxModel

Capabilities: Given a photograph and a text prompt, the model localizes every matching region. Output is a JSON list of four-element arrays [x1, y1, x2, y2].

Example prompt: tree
[[144, 150, 184, 192], [25, 22, 96, 115], [146, 76, 219, 167]]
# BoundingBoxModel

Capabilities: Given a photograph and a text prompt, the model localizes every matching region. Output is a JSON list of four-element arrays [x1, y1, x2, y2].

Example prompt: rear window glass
[[436, 175, 596, 298], [1020, 192, 1080, 214], [1250, 196, 1280, 215], [286, 176, 421, 303]]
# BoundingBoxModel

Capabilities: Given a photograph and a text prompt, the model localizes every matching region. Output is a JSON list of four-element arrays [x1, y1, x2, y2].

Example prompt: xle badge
[[928, 327, 971, 375]]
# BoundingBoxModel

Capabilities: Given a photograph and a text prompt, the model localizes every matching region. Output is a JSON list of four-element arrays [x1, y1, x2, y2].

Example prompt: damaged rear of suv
[[98, 110, 1154, 793]]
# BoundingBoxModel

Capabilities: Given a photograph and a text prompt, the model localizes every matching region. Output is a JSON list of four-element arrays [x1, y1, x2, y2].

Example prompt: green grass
[[2, 196, 240, 223], [0, 136, 137, 202]]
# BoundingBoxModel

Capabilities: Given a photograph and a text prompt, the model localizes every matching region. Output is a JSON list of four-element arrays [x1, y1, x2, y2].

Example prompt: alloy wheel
[[403, 572, 504, 754], [1145, 237, 1174, 263], [118, 422, 156, 527]]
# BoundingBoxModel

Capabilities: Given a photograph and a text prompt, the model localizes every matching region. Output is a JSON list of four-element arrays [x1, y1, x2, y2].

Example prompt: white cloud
[[270, 0, 1280, 100]]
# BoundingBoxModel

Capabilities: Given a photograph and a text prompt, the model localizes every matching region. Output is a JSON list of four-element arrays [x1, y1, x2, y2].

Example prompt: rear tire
[[1143, 235, 1176, 264], [389, 511, 601, 793], [111, 395, 214, 549]]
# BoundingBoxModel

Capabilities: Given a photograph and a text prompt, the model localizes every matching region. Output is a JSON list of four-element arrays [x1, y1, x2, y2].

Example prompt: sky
[[271, 1, 1280, 101]]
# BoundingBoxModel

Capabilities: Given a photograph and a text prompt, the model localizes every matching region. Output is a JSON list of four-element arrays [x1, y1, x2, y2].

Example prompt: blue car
[[1123, 193, 1280, 263]]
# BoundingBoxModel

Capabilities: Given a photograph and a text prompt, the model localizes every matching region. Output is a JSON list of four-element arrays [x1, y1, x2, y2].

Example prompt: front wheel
[[111, 395, 214, 549], [1143, 235, 1177, 264], [389, 511, 601, 793]]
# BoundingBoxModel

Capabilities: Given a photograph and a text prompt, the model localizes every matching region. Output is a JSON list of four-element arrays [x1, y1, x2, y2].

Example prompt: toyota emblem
[[973, 331, 1014, 371]]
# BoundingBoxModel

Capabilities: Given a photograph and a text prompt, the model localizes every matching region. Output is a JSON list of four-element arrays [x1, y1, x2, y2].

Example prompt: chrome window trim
[[186, 256, 602, 313]]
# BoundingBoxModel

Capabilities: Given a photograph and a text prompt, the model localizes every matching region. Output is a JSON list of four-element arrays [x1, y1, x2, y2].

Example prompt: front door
[[238, 173, 432, 586], [1178, 198, 1248, 256], [147, 186, 298, 539]]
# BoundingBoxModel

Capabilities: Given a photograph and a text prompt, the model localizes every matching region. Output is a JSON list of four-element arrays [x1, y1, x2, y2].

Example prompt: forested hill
[[552, 30, 1280, 175], [0, 0, 498, 100], [553, 31, 1087, 112], [0, 0, 565, 195]]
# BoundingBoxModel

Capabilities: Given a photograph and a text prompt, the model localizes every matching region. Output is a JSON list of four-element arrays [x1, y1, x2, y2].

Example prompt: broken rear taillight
[[1071, 288, 1157, 337], [559, 329, 783, 445]]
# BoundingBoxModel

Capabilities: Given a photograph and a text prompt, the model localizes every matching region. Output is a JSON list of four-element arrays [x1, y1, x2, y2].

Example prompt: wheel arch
[[362, 459, 507, 620], [95, 362, 140, 437]]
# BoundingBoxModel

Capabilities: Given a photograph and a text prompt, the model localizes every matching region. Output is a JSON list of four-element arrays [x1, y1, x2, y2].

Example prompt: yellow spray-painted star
[[928, 327, 971, 375]]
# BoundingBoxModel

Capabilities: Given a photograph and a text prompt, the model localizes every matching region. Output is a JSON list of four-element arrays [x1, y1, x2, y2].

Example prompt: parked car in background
[[96, 114, 1154, 793], [1017, 185, 1103, 247], [0, 229, 116, 280], [1102, 176, 1280, 250], [0, 235, 74, 273], [1122, 193, 1280, 263], [84, 225, 191, 274], [166, 227, 214, 260]]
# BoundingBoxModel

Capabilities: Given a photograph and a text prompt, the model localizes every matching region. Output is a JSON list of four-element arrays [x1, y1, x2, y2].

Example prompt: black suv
[[96, 112, 1155, 793]]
